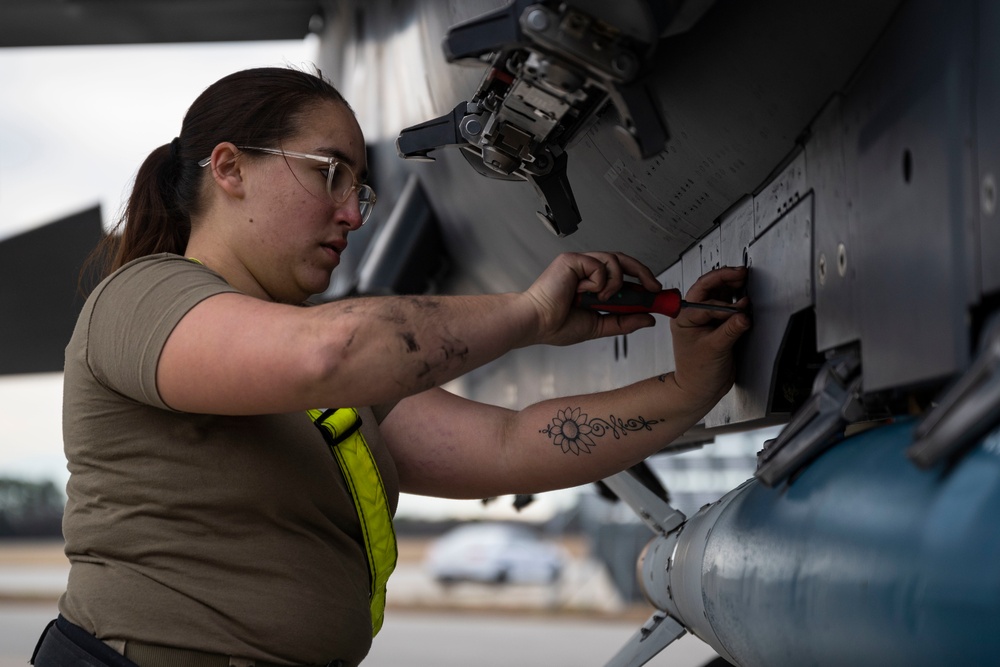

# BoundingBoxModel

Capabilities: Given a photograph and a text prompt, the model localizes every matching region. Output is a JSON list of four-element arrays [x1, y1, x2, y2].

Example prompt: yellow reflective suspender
[[307, 408, 397, 636]]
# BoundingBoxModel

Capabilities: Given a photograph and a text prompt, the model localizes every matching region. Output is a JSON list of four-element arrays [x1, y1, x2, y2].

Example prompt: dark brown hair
[[87, 66, 349, 283]]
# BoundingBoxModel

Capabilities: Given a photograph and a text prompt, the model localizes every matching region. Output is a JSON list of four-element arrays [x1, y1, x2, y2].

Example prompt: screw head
[[982, 172, 997, 216], [611, 52, 638, 77], [526, 9, 550, 32], [837, 243, 847, 278]]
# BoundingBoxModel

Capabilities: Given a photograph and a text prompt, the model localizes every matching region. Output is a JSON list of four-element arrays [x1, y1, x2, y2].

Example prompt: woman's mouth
[[321, 241, 345, 259]]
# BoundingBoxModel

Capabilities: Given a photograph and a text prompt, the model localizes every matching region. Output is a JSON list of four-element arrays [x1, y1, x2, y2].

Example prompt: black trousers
[[31, 616, 140, 667]]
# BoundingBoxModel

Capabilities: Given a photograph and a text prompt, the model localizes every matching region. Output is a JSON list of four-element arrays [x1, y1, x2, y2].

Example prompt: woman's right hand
[[521, 251, 662, 347]]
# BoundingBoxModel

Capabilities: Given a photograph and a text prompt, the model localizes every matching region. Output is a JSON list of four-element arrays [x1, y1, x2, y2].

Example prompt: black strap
[[34, 615, 342, 667], [30, 618, 56, 664], [43, 616, 139, 667]]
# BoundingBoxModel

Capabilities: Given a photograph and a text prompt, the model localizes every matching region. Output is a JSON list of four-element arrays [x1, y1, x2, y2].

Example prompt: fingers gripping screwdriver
[[575, 282, 742, 317]]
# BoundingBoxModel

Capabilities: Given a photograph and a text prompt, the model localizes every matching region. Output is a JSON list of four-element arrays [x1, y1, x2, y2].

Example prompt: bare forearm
[[306, 292, 537, 408], [393, 373, 716, 499], [383, 264, 748, 499], [495, 372, 713, 494]]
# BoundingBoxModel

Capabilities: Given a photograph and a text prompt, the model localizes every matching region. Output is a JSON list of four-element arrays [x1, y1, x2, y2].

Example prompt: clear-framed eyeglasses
[[198, 146, 377, 224]]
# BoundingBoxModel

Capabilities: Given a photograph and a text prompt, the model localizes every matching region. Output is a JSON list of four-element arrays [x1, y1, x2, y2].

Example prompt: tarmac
[[0, 538, 723, 667], [0, 537, 644, 617]]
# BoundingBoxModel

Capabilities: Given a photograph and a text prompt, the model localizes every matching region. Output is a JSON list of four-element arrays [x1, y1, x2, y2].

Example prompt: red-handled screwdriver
[[575, 282, 742, 318]]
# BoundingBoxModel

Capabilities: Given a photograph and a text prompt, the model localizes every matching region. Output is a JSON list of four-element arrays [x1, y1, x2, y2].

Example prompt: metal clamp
[[396, 102, 471, 162], [909, 314, 1000, 467], [397, 0, 669, 237], [756, 348, 865, 487]]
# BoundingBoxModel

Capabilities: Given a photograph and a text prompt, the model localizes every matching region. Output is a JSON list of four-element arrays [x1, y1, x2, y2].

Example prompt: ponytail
[[117, 141, 190, 263], [82, 140, 192, 290]]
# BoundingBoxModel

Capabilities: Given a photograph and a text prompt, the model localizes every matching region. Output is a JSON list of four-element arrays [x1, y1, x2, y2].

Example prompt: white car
[[424, 522, 566, 585]]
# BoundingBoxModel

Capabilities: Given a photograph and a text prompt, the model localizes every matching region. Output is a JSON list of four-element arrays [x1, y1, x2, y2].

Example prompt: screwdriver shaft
[[681, 300, 742, 314], [575, 284, 743, 318]]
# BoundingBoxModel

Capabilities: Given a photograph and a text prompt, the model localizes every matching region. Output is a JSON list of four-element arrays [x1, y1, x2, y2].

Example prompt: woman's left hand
[[669, 266, 752, 409]]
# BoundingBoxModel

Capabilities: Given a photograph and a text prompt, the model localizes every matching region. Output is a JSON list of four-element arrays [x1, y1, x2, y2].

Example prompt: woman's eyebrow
[[315, 146, 368, 180]]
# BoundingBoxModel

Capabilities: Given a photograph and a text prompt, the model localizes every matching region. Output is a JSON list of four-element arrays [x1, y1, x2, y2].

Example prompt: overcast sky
[[0, 38, 581, 522], [0, 40, 322, 239], [0, 39, 314, 484]]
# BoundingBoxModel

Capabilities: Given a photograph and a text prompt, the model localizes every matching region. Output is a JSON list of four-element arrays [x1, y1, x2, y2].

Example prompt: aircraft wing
[[0, 0, 318, 47], [320, 2, 1000, 663]]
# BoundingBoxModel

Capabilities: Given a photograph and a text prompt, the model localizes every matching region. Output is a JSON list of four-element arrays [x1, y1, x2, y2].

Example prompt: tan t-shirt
[[59, 253, 399, 667]]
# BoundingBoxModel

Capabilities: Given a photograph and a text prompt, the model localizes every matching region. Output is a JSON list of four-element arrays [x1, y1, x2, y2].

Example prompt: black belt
[[122, 640, 344, 667], [30, 616, 343, 667]]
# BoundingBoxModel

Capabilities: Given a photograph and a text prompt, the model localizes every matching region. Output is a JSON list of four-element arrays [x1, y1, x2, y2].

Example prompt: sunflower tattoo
[[540, 408, 660, 455]]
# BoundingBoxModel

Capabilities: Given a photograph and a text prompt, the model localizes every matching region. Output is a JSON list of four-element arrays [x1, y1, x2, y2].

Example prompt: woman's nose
[[337, 192, 364, 230]]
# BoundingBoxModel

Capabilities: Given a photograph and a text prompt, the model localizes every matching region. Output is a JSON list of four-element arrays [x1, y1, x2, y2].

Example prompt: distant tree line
[[0, 477, 64, 538]]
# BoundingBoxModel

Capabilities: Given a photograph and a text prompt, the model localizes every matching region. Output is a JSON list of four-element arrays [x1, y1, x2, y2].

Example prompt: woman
[[31, 67, 750, 667]]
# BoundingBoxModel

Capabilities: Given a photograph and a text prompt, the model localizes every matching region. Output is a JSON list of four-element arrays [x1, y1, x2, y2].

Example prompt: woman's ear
[[207, 142, 245, 198]]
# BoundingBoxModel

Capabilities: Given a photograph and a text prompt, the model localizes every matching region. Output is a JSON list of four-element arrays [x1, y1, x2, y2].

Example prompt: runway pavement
[[0, 538, 627, 612], [0, 539, 725, 667], [4, 602, 722, 667]]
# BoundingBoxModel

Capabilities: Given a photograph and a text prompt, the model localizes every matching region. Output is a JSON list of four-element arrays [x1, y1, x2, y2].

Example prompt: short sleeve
[[84, 254, 239, 409]]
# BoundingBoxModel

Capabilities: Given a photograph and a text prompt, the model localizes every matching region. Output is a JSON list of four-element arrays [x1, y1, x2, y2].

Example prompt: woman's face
[[236, 100, 369, 304]]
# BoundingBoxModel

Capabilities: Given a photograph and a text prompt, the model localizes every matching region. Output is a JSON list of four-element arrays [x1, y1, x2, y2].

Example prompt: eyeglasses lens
[[328, 162, 375, 223], [358, 193, 374, 223], [327, 163, 355, 203]]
